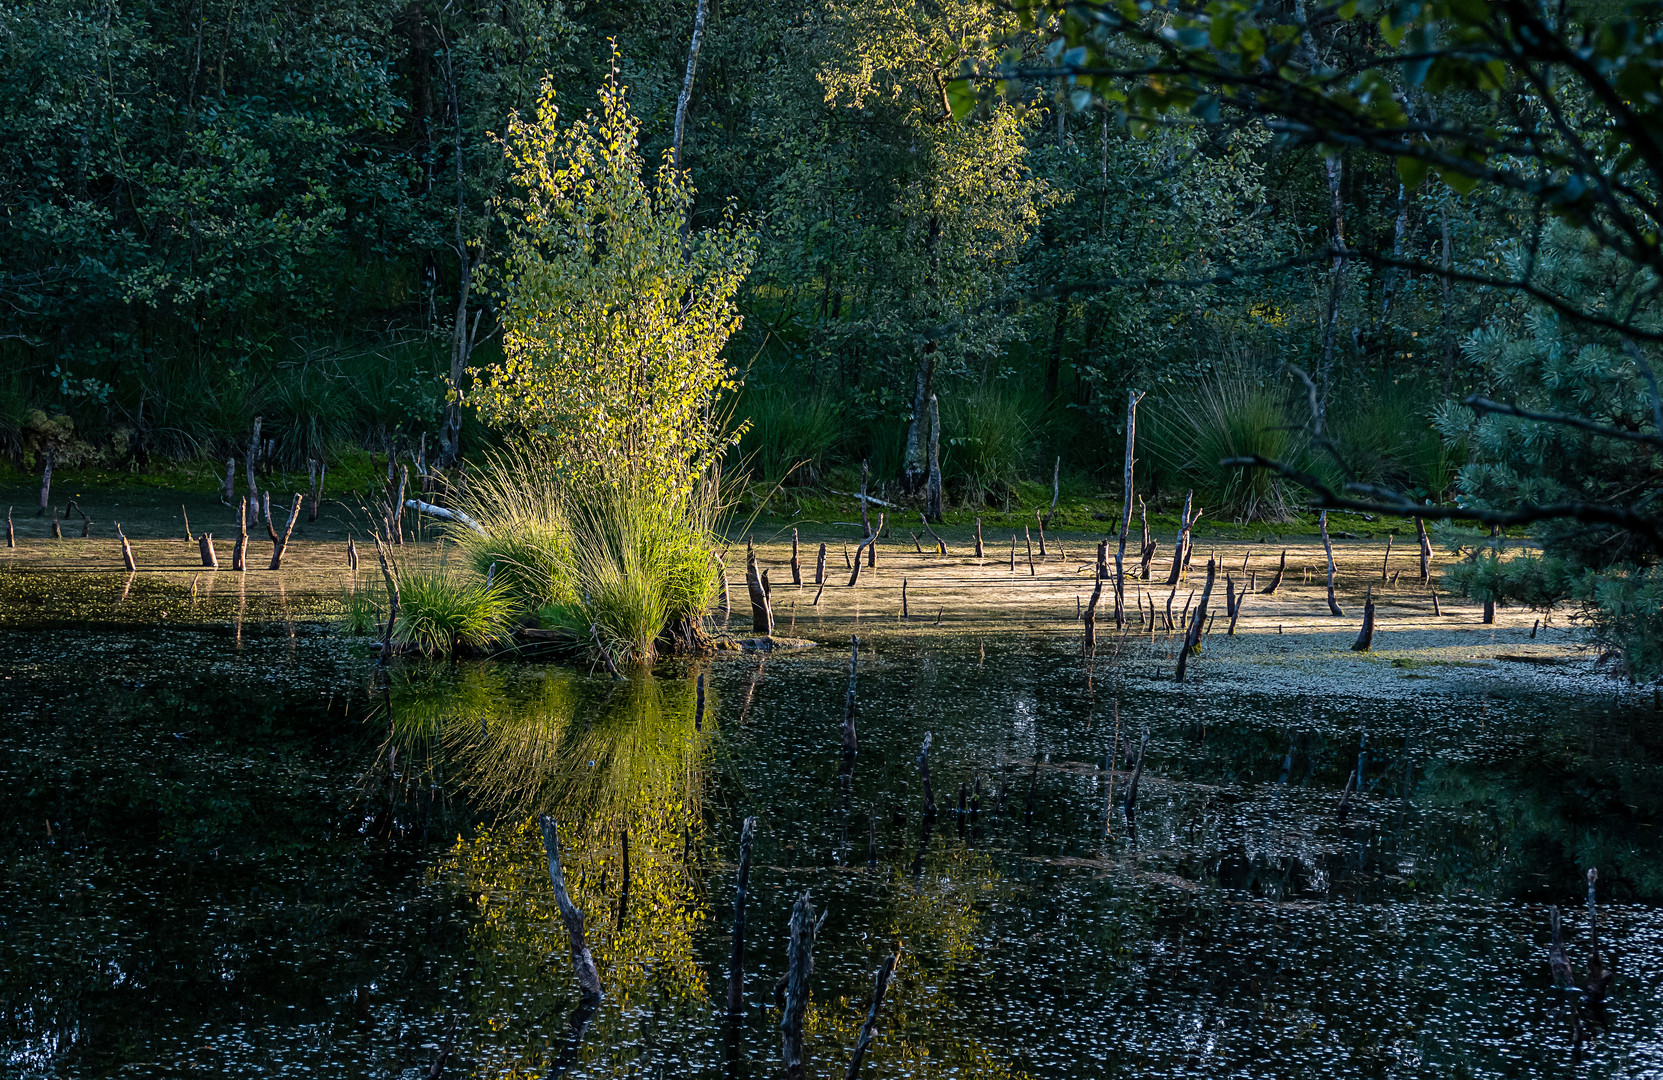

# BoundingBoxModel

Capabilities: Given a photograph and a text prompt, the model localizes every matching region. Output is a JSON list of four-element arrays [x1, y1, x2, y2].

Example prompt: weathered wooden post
[[745, 552, 774, 635], [38, 444, 54, 517], [269, 494, 302, 570], [537, 814, 604, 1005], [245, 417, 263, 521], [726, 816, 758, 1014]]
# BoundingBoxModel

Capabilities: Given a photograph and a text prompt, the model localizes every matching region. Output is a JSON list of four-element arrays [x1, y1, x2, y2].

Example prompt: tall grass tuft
[[540, 477, 721, 665], [1150, 368, 1303, 521], [737, 386, 843, 486], [446, 443, 574, 613], [450, 445, 723, 666], [394, 558, 518, 657], [942, 382, 1039, 505]]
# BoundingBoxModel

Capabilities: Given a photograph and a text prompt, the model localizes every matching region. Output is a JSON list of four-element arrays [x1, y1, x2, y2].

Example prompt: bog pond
[[4, 566, 1663, 1079]]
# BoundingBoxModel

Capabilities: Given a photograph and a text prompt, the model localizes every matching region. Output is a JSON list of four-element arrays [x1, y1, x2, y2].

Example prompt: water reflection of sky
[[1, 623, 1661, 1077]]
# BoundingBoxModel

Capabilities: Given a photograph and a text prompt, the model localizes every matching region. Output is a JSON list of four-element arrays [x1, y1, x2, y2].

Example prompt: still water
[[3, 594, 1662, 1077]]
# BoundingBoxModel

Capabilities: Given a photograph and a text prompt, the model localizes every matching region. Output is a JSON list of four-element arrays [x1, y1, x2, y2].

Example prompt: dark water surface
[[4, 593, 1663, 1077]]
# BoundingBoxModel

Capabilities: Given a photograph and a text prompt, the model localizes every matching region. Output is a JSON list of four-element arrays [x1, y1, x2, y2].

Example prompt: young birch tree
[[471, 53, 755, 500]]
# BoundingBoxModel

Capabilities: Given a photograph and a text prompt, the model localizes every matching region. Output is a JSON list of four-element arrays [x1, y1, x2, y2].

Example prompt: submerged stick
[[537, 814, 604, 1004], [726, 816, 758, 1014], [846, 940, 903, 1080]]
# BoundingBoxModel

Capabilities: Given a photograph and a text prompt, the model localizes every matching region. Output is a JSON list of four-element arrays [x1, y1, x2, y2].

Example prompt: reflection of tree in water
[[393, 668, 713, 1073], [803, 833, 1032, 1079]]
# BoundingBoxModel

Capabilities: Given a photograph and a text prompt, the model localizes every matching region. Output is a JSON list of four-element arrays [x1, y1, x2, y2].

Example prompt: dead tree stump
[[199, 533, 219, 569], [1352, 584, 1377, 650]]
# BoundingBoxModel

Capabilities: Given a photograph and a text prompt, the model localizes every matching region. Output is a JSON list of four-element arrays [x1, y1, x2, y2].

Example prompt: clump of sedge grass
[[393, 559, 517, 657], [540, 475, 721, 665], [337, 582, 382, 636]]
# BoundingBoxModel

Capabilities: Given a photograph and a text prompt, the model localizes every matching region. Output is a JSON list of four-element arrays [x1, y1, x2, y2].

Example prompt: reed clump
[[445, 446, 722, 666]]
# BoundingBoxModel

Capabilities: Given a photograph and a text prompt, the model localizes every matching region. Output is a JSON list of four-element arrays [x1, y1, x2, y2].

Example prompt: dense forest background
[[3, 0, 1485, 502]]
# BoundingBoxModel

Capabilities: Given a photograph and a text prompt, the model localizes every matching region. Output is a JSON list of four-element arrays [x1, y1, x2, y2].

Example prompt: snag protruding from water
[[116, 523, 136, 572], [846, 940, 903, 1080], [269, 494, 302, 570], [781, 891, 819, 1080], [790, 528, 801, 585], [5, 506, 13, 548], [1548, 905, 1575, 989], [307, 459, 325, 522], [815, 542, 827, 585], [727, 816, 757, 1015], [1174, 558, 1217, 682], [1165, 491, 1195, 586], [1320, 511, 1344, 616], [1352, 584, 1377, 651], [1261, 550, 1287, 595], [1586, 868, 1614, 1003], [372, 536, 400, 663], [199, 532, 218, 569], [841, 636, 859, 757], [974, 517, 983, 558], [537, 814, 604, 1005], [346, 534, 358, 572], [1416, 516, 1432, 583], [233, 498, 248, 571], [745, 547, 774, 635]]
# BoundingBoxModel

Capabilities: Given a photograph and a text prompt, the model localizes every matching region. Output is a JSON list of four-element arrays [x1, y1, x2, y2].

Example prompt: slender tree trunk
[[1320, 511, 1344, 616], [1115, 391, 1144, 627], [1440, 193, 1456, 397], [672, 0, 709, 169], [925, 393, 943, 521]]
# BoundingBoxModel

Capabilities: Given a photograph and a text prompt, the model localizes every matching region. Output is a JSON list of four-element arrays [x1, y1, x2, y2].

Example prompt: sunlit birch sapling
[[471, 50, 756, 501]]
